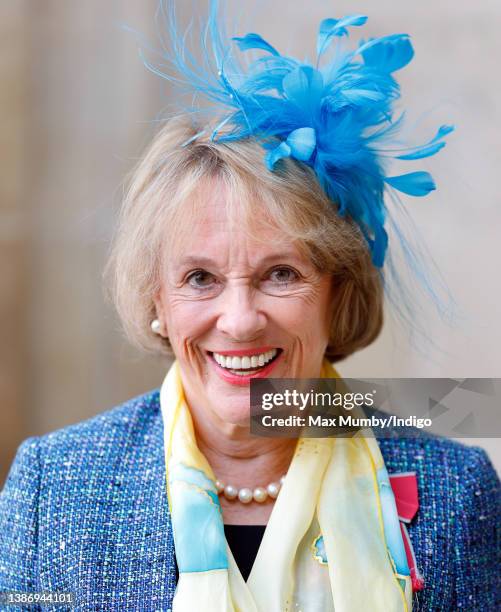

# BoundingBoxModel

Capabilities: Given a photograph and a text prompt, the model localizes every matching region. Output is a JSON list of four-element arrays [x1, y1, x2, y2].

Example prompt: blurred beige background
[[1, 0, 500, 484]]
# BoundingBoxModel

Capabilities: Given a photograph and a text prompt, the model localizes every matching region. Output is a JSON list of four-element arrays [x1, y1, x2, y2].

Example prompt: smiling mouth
[[209, 348, 282, 376]]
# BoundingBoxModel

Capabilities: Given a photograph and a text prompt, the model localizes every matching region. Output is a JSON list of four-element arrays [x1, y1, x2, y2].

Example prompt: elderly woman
[[1, 7, 500, 612]]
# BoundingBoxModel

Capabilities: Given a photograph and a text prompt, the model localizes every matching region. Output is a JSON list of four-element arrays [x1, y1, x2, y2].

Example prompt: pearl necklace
[[215, 475, 286, 504]]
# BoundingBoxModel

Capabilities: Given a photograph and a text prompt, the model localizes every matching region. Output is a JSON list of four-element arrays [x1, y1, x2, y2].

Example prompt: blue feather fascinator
[[141, 1, 454, 271]]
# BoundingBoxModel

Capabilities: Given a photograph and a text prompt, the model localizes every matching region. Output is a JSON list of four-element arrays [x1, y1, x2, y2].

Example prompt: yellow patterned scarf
[[160, 360, 412, 611]]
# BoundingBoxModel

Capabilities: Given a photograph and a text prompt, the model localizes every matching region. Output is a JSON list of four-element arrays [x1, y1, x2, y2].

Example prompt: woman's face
[[154, 180, 335, 427]]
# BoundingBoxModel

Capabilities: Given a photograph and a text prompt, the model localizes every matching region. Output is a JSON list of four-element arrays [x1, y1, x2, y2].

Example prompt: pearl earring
[[151, 319, 162, 334]]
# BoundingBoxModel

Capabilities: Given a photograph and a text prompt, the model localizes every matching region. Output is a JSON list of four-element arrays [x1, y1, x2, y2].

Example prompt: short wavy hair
[[106, 116, 383, 362]]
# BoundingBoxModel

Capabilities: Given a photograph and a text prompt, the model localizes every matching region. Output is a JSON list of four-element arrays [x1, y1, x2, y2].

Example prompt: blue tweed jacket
[[0, 390, 500, 611]]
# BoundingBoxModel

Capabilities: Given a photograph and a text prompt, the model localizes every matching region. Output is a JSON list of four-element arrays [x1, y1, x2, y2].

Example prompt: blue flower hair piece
[[141, 1, 453, 270]]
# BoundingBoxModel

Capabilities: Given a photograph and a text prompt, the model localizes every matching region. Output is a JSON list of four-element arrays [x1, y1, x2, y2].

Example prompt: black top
[[224, 524, 267, 581], [174, 524, 266, 583]]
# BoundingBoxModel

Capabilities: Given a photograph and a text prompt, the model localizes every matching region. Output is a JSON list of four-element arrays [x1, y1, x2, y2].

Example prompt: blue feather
[[396, 142, 446, 160], [318, 15, 368, 55], [282, 66, 324, 116], [342, 88, 386, 104], [232, 33, 279, 56], [266, 141, 292, 169], [360, 35, 414, 73], [385, 172, 436, 196], [395, 124, 455, 159], [286, 127, 317, 161], [431, 124, 455, 142]]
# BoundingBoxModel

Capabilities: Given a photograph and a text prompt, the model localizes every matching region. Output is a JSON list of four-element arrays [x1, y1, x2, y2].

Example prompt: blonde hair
[[106, 116, 383, 362]]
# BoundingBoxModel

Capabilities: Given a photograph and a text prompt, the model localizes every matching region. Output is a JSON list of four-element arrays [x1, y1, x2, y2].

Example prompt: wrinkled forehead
[[163, 175, 296, 263]]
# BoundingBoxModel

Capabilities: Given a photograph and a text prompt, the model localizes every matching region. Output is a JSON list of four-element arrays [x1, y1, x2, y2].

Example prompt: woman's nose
[[216, 284, 267, 341]]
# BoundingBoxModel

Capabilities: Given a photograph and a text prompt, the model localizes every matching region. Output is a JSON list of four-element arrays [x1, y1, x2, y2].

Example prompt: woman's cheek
[[271, 291, 320, 327], [166, 295, 214, 341]]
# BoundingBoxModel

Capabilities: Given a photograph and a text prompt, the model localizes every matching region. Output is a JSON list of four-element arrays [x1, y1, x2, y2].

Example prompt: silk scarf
[[160, 359, 413, 611]]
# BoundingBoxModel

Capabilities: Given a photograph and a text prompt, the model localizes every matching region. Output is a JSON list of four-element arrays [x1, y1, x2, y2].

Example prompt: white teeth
[[212, 348, 278, 370]]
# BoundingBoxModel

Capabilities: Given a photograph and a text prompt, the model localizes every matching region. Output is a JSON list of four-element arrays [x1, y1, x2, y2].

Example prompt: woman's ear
[[152, 292, 168, 338]]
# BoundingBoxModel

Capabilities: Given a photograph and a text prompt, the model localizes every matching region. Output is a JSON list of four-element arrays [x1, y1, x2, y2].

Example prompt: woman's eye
[[186, 270, 217, 289], [268, 267, 299, 284]]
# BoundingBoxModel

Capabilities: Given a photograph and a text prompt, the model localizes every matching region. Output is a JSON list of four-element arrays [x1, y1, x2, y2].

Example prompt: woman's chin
[[211, 400, 251, 428]]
